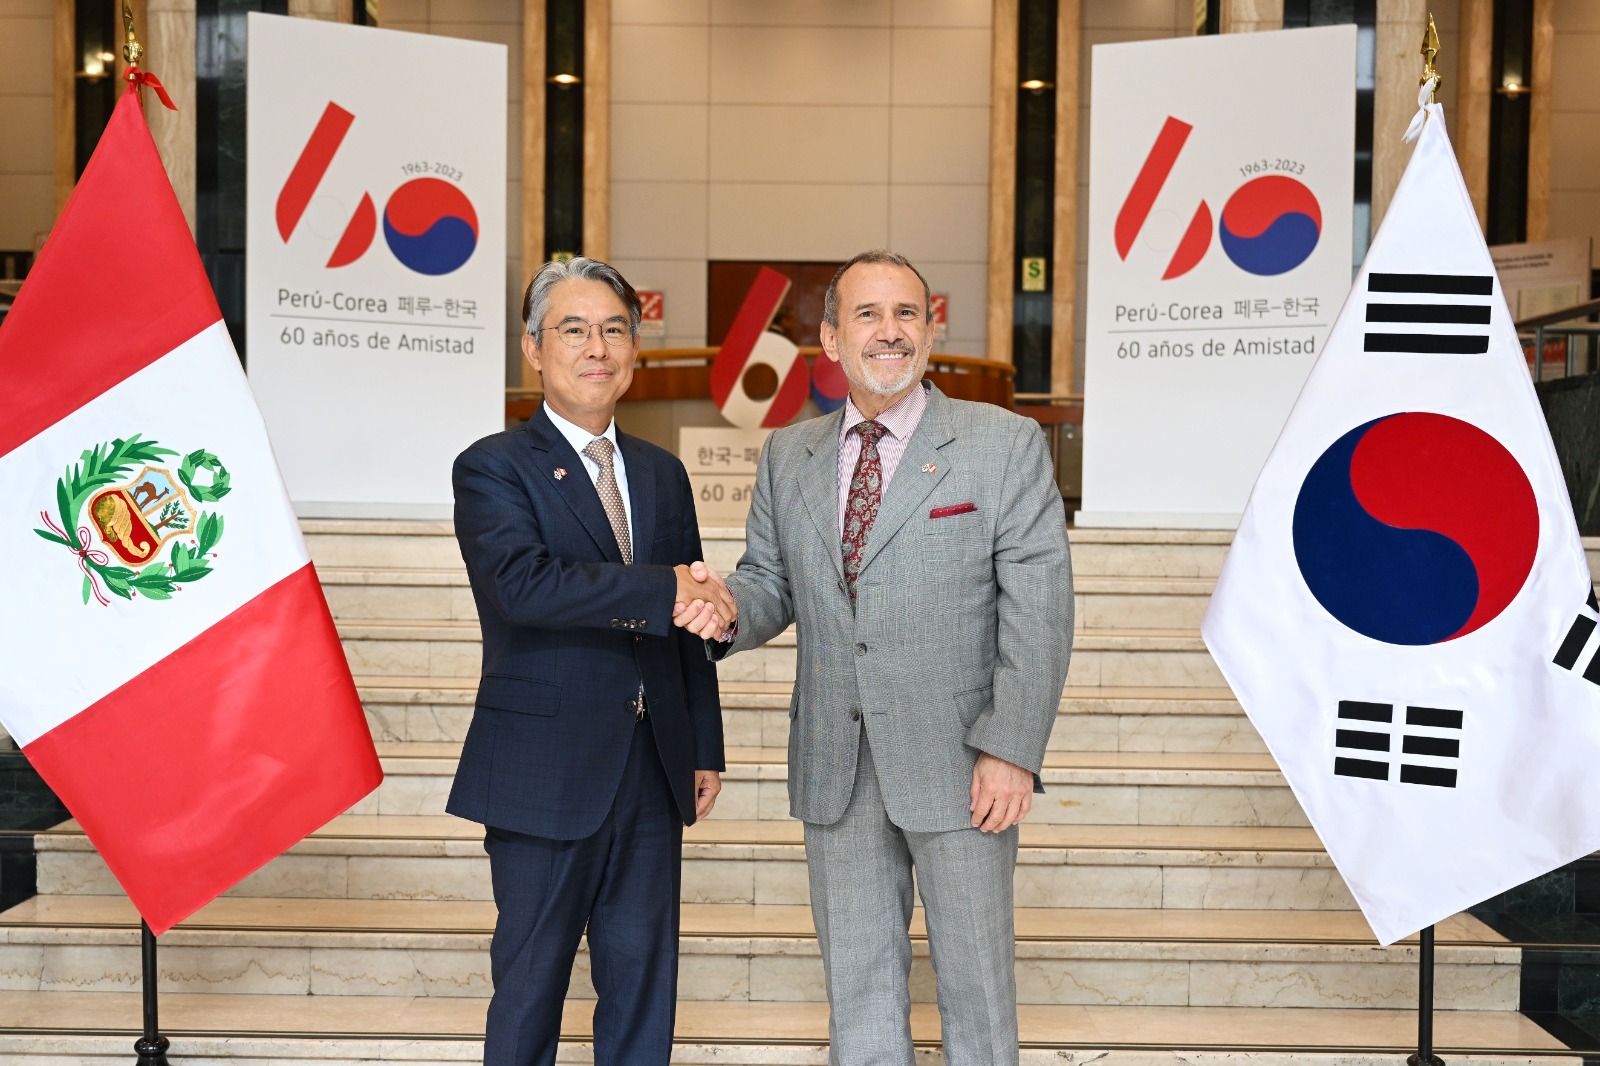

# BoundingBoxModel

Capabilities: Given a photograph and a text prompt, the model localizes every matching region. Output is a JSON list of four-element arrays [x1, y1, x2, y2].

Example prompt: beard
[[845, 343, 926, 397]]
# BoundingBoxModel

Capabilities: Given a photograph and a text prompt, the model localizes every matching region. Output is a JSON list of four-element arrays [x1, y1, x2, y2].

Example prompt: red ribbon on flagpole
[[124, 65, 178, 112]]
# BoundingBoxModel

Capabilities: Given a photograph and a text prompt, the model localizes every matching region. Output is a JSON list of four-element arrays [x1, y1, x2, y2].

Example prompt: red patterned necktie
[[841, 420, 886, 603]]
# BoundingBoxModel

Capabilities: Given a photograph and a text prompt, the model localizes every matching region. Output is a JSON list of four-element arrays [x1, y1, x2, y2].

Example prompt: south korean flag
[[1202, 91, 1600, 946]]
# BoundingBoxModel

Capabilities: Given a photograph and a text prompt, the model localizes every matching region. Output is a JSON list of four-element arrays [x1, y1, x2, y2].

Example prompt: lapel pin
[[922, 464, 937, 473], [554, 468, 567, 480]]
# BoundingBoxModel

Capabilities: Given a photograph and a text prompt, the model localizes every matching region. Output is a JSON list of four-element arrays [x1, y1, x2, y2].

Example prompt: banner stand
[[1408, 925, 1444, 1066], [134, 921, 170, 1065]]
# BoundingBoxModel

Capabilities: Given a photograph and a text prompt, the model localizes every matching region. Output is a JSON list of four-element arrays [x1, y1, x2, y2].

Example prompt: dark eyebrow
[[555, 314, 629, 326], [853, 301, 922, 315]]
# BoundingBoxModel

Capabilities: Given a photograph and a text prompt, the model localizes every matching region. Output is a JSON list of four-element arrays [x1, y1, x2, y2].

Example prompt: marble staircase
[[3, 519, 1599, 1064]]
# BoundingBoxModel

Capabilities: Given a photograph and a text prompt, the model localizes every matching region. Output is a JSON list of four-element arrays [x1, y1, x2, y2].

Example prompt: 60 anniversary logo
[[1117, 116, 1323, 281], [275, 102, 480, 277]]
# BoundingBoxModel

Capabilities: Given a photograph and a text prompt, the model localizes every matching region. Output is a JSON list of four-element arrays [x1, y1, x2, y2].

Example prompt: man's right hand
[[673, 561, 736, 637]]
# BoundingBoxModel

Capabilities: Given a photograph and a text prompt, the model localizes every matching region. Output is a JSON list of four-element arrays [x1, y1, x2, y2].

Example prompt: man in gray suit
[[678, 250, 1072, 1063]]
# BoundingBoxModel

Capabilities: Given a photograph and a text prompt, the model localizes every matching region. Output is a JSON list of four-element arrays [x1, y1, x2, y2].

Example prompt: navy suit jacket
[[446, 408, 724, 840]]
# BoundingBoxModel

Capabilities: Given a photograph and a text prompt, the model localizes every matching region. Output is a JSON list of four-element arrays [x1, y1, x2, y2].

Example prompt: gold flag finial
[[1420, 13, 1441, 102], [122, 1, 145, 65]]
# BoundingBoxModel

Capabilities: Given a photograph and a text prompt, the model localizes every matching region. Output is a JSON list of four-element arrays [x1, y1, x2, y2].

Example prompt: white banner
[[246, 14, 506, 517], [1080, 26, 1356, 528]]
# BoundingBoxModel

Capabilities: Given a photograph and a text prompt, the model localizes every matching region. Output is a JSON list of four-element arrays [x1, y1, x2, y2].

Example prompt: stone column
[[1220, 0, 1283, 34], [145, 0, 195, 233], [1371, 1, 1429, 232]]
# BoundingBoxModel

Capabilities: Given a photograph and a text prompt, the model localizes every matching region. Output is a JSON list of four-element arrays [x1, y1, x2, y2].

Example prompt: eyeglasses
[[535, 320, 634, 349]]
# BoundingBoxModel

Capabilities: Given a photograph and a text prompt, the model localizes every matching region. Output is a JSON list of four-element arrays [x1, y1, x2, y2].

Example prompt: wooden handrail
[[508, 347, 1017, 413], [633, 347, 1015, 378]]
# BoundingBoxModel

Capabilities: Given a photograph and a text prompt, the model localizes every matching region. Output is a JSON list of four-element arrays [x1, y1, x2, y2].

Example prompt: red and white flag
[[0, 86, 382, 933]]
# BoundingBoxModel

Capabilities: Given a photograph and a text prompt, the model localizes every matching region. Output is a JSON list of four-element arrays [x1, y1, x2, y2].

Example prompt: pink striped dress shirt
[[836, 383, 930, 536]]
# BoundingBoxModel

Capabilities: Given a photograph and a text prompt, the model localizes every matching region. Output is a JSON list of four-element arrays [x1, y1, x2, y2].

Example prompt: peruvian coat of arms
[[35, 435, 230, 606]]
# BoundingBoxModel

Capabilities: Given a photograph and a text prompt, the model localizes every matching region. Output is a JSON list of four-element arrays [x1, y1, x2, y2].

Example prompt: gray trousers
[[803, 728, 1020, 1066]]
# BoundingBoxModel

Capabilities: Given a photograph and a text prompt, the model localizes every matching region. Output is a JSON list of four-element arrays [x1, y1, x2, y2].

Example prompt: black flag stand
[[1407, 925, 1445, 1066], [134, 921, 171, 1065]]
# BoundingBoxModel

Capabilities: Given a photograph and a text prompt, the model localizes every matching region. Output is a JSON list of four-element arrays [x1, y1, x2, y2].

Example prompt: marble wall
[[0, 0, 54, 254], [376, 0, 527, 385], [608, 0, 994, 356], [1549, 4, 1600, 270], [1069, 0, 1197, 394]]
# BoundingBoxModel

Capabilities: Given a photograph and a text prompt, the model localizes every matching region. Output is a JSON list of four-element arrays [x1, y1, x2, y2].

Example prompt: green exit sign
[[1021, 257, 1047, 292]]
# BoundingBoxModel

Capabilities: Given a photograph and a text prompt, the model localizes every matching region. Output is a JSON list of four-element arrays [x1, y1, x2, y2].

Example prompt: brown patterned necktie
[[841, 420, 886, 603], [582, 437, 632, 565]]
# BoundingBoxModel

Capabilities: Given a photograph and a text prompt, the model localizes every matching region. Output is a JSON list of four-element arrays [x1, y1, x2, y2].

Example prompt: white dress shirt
[[543, 402, 634, 538]]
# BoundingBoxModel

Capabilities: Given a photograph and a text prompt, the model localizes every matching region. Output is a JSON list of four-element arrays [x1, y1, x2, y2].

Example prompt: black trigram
[[1334, 700, 1462, 788], [1552, 588, 1600, 686], [1364, 273, 1492, 355]]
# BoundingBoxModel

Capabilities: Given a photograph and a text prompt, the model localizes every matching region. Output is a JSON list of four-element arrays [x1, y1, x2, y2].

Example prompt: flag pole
[[115, 0, 174, 1031], [134, 920, 171, 1065], [1407, 924, 1444, 1065], [1404, 20, 1446, 1066]]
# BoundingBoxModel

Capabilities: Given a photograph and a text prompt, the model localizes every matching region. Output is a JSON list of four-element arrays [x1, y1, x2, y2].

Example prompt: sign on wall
[[638, 290, 666, 338], [1489, 237, 1592, 371], [246, 13, 506, 517], [1079, 26, 1356, 528]]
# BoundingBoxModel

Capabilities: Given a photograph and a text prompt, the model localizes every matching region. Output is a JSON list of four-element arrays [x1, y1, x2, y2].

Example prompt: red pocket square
[[929, 503, 977, 519]]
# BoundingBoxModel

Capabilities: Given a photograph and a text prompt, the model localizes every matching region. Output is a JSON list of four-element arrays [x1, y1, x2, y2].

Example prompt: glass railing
[[1518, 298, 1600, 382]]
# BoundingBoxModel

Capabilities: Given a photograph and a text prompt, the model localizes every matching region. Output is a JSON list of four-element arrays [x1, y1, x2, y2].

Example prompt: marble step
[[339, 619, 1227, 688], [317, 568, 1223, 631], [352, 746, 1305, 829], [709, 528, 1600, 586], [301, 518, 1600, 585], [0, 991, 1575, 1064], [34, 818, 1358, 911], [303, 519, 461, 571], [0, 896, 1518, 1011], [302, 522, 1240, 580], [360, 678, 1264, 753]]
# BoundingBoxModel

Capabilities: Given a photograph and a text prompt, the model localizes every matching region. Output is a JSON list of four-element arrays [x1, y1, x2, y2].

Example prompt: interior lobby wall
[[1070, 0, 1196, 395], [0, 0, 55, 253], [1549, 3, 1600, 270], [378, 0, 528, 384], [609, 0, 994, 356]]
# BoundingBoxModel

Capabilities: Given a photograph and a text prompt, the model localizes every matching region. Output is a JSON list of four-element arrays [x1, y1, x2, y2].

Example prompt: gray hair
[[522, 256, 642, 340], [821, 250, 931, 328]]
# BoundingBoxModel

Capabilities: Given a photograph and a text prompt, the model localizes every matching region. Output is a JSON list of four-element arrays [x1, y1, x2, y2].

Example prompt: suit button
[[634, 635, 643, 644], [849, 707, 861, 721], [855, 643, 867, 656], [837, 580, 846, 594], [610, 618, 621, 627]]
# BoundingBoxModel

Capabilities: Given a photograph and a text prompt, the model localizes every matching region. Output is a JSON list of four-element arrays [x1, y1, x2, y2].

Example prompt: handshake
[[672, 561, 736, 640]]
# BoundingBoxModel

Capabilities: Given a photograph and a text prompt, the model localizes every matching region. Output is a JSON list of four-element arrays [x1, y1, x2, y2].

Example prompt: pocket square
[[929, 502, 977, 519]]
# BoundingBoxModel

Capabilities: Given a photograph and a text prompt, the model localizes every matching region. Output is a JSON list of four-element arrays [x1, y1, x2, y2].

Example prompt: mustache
[[863, 343, 916, 356]]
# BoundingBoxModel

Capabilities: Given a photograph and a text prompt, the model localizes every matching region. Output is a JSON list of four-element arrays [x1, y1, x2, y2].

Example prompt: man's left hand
[[970, 752, 1033, 833], [694, 769, 722, 821]]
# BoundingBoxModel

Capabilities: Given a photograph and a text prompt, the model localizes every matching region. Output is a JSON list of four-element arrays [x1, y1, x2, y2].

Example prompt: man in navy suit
[[448, 257, 734, 1066]]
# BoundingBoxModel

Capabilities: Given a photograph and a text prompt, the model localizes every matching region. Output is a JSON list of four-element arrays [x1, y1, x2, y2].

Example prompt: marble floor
[[28, 814, 1335, 852], [0, 990, 1572, 1052], [0, 895, 1504, 946]]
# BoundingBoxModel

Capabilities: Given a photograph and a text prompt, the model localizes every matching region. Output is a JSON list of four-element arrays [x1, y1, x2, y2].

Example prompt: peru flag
[[0, 87, 381, 933]]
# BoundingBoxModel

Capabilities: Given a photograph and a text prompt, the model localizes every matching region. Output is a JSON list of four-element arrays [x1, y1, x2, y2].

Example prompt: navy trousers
[[482, 717, 683, 1066]]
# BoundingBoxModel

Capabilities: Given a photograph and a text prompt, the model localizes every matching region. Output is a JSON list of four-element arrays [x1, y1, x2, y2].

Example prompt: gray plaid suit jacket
[[718, 383, 1073, 832]]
